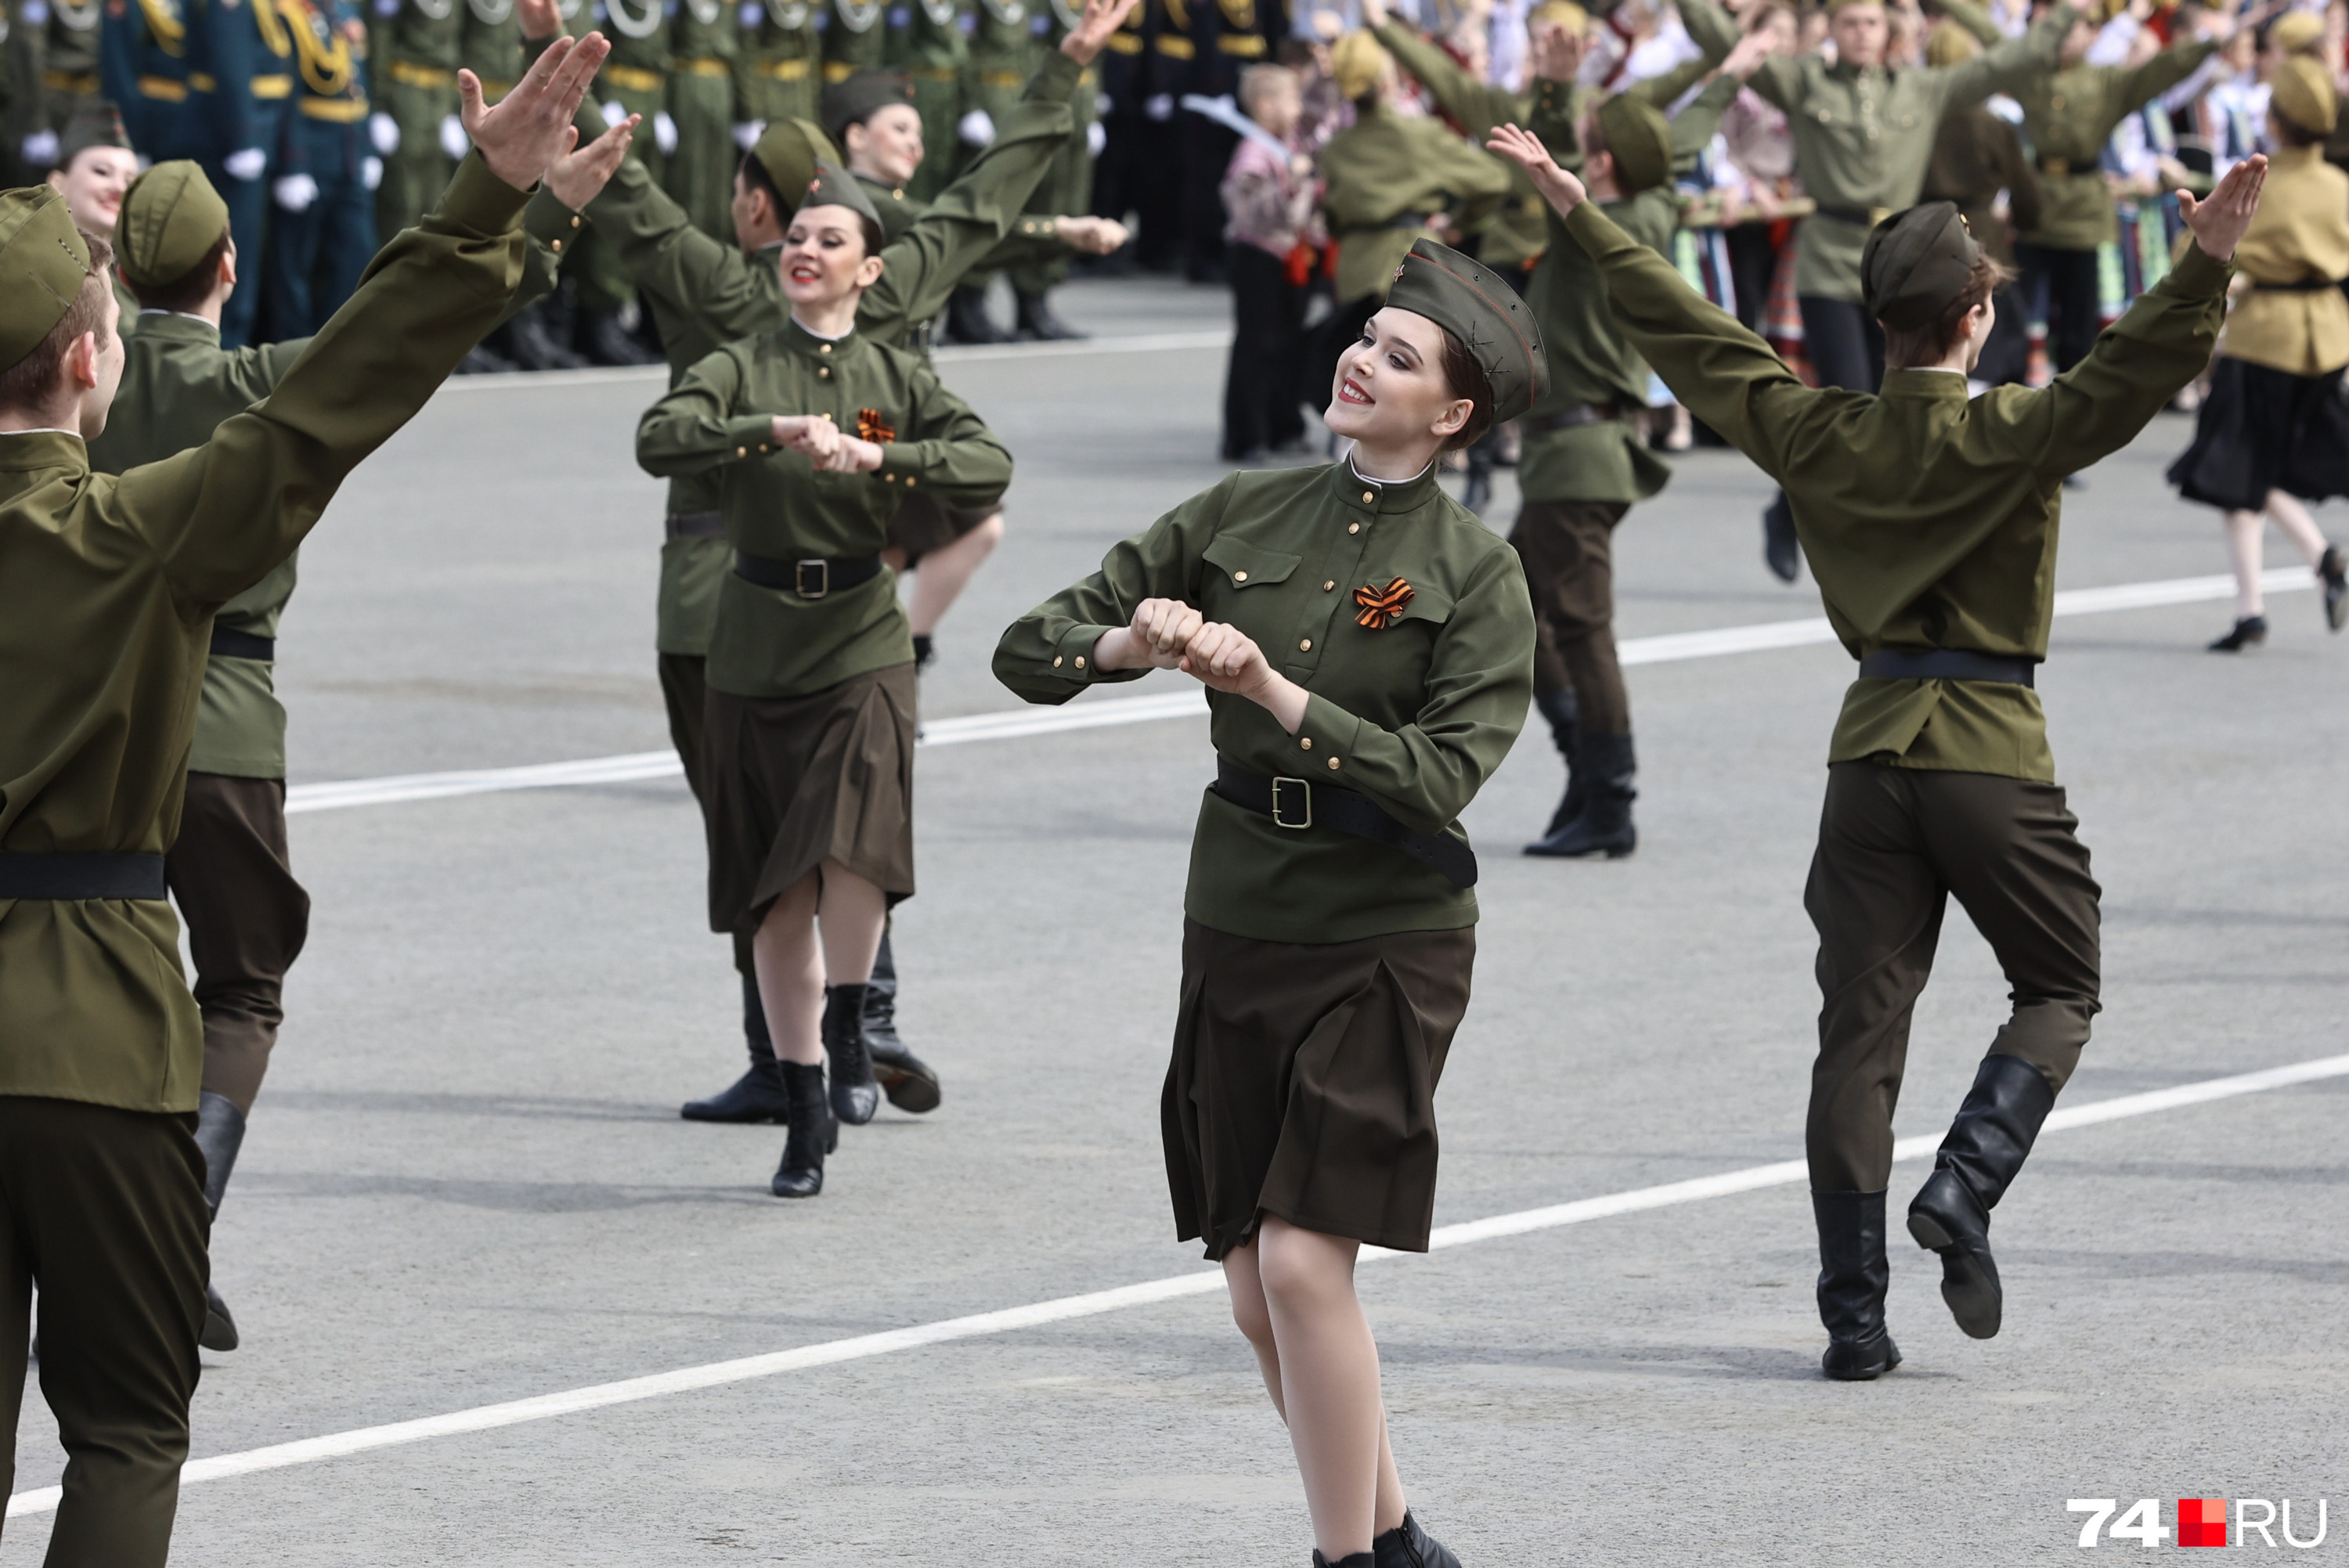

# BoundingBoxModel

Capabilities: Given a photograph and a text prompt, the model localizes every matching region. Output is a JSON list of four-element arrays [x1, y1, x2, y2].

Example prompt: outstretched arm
[[1937, 2, 2079, 109], [1365, 0, 1522, 139], [1678, 0, 1798, 109]]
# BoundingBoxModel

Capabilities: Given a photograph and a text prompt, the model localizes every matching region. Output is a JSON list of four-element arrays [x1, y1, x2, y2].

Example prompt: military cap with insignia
[[822, 70, 916, 144], [2271, 54, 2338, 136], [116, 161, 233, 290], [54, 102, 133, 172], [1860, 201, 1983, 330], [750, 118, 845, 209], [796, 158, 886, 229], [1596, 93, 1674, 196], [0, 186, 99, 370], [1384, 236, 1550, 421]]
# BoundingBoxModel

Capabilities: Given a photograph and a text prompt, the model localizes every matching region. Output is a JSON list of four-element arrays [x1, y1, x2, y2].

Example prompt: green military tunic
[[1369, 20, 1543, 274], [821, 0, 887, 85], [370, 0, 467, 234], [993, 460, 1536, 942], [856, 164, 1071, 274], [889, 0, 969, 203], [1318, 100, 1511, 304], [0, 153, 532, 1114], [2009, 37, 2216, 251], [636, 318, 1013, 697], [735, 0, 821, 127], [666, 0, 739, 238], [1680, 0, 2075, 301], [460, 0, 522, 98], [1560, 197, 2232, 780]]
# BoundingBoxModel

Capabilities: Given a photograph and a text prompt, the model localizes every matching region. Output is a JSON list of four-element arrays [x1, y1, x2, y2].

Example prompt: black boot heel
[[683, 974, 792, 1123], [1373, 1509, 1463, 1567]]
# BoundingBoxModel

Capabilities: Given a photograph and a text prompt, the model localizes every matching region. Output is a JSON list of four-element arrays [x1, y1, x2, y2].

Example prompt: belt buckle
[[794, 559, 828, 598], [1270, 777, 1312, 830]]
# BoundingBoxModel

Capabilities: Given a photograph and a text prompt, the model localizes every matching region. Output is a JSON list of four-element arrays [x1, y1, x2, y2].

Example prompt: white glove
[[653, 110, 678, 153], [957, 108, 995, 146], [369, 111, 401, 155], [733, 119, 765, 150], [363, 155, 384, 189], [223, 146, 268, 181], [22, 129, 60, 168], [438, 112, 469, 160], [1096, 90, 1113, 117], [1144, 92, 1174, 121], [601, 99, 629, 128], [274, 172, 320, 211], [1086, 120, 1106, 157]]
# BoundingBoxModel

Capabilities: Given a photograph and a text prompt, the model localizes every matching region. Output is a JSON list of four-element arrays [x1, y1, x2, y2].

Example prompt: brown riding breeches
[[1508, 499, 1632, 735], [164, 773, 311, 1114]]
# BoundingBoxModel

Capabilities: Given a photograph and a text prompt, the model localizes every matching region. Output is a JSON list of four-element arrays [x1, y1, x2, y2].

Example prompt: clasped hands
[[771, 414, 885, 473], [1095, 598, 1310, 732]]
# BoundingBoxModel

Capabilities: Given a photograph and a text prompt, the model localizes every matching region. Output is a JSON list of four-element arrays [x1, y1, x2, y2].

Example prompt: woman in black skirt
[[996, 239, 1543, 1568], [2167, 59, 2349, 650]]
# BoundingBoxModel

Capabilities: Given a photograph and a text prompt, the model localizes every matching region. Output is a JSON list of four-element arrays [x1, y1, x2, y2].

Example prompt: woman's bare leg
[[2265, 491, 2330, 568], [814, 859, 887, 987], [906, 513, 1005, 637], [751, 874, 823, 1065], [1223, 1238, 1286, 1415], [2225, 508, 2267, 618]]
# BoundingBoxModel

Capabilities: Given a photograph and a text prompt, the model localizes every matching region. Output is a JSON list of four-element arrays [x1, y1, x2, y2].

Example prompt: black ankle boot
[[1312, 1554, 1374, 1568], [863, 933, 941, 1114], [1014, 288, 1087, 341], [1525, 730, 1636, 859], [1763, 491, 1800, 582], [1907, 1053, 2056, 1340], [1813, 1189, 1899, 1380], [1373, 1510, 1463, 1567], [1526, 688, 1584, 842], [947, 283, 1009, 344], [681, 975, 792, 1123], [822, 983, 882, 1126], [193, 1091, 246, 1353], [2318, 543, 2346, 632], [770, 1062, 838, 1198], [2208, 615, 2268, 652]]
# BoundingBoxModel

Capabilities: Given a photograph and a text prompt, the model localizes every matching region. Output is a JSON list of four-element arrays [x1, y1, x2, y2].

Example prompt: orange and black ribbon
[[856, 408, 896, 445], [1352, 577, 1414, 630]]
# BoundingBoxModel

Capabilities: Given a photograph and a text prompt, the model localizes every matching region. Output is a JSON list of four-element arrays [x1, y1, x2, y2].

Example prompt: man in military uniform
[[461, 0, 521, 97], [2011, 2, 2225, 378], [1497, 121, 2268, 1382], [821, 0, 887, 87], [1680, 0, 2074, 582], [0, 31, 608, 1559], [44, 100, 141, 327], [939, 0, 1029, 338], [19, 0, 107, 173], [1002, 0, 1099, 338], [187, 0, 297, 347], [887, 0, 966, 204], [369, 0, 468, 237], [734, 0, 820, 139], [666, 0, 737, 236], [269, 0, 381, 336]]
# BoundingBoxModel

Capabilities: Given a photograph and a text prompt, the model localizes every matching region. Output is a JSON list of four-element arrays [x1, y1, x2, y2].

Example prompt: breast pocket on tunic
[[1201, 533, 1303, 593], [1324, 578, 1453, 694]]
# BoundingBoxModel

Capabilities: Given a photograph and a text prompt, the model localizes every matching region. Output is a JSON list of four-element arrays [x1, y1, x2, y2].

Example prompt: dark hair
[[2271, 107, 2327, 148], [129, 229, 232, 314], [0, 231, 115, 407], [1434, 325, 1496, 451], [738, 148, 786, 214], [1882, 252, 2018, 369]]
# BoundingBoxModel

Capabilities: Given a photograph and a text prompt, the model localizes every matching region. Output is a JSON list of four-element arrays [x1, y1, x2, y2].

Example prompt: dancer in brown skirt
[[996, 237, 1543, 1568]]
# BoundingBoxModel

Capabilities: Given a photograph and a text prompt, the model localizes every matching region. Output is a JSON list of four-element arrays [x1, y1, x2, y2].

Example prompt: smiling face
[[778, 203, 885, 307], [1828, 1, 1887, 69], [1324, 307, 1474, 454], [45, 146, 139, 240], [844, 103, 926, 189]]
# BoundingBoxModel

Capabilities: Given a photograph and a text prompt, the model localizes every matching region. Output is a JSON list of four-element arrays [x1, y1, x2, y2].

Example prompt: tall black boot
[[1526, 688, 1584, 842], [1373, 1509, 1463, 1568], [822, 982, 882, 1126], [680, 974, 792, 1123], [503, 300, 586, 369], [1763, 490, 1800, 582], [1813, 1189, 1900, 1380], [1014, 288, 1087, 341], [193, 1091, 245, 1353], [1524, 730, 1636, 859], [864, 931, 941, 1114], [579, 305, 660, 366], [1906, 1053, 2057, 1340], [946, 283, 1009, 344], [770, 1061, 838, 1198]]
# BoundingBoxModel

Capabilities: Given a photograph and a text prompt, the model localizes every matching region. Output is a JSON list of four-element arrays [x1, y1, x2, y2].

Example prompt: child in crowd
[[1219, 63, 1325, 462]]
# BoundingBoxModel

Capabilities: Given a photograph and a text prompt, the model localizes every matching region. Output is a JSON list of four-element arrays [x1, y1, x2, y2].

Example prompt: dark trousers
[[200, 98, 285, 350], [1181, 114, 1239, 281], [1221, 242, 1308, 460], [1803, 762, 2101, 1192], [1798, 294, 1885, 393], [164, 773, 311, 1115], [1723, 222, 1781, 335], [659, 651, 756, 979], [2016, 242, 2102, 376], [0, 1097, 208, 1567], [265, 119, 378, 339], [1508, 498, 1633, 735], [1977, 282, 2033, 387]]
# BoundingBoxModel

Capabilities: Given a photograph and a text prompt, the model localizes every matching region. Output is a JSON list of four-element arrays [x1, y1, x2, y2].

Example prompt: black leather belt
[[208, 625, 275, 661], [2251, 277, 2346, 293], [1213, 759, 1478, 889], [1813, 204, 1885, 227], [0, 852, 169, 899], [666, 510, 726, 540], [1859, 649, 2037, 687], [1524, 402, 1622, 432], [731, 551, 884, 599]]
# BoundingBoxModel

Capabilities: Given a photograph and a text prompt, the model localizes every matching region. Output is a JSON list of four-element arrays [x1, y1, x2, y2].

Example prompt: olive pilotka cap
[[1860, 201, 1983, 330], [821, 69, 915, 142], [796, 159, 886, 229], [0, 186, 97, 369], [2271, 55, 2338, 135], [116, 161, 233, 290], [749, 118, 843, 205], [54, 102, 132, 171], [1384, 236, 1550, 420], [1596, 93, 1675, 195]]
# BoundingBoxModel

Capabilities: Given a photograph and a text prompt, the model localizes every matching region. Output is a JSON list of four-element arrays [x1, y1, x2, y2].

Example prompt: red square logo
[[2179, 1498, 2228, 1548]]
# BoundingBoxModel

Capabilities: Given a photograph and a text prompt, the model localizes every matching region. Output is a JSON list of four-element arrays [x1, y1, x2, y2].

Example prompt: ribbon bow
[[1352, 577, 1415, 630], [856, 408, 896, 445]]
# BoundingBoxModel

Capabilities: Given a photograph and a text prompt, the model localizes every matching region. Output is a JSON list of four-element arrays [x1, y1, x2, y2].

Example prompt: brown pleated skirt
[[1163, 917, 1475, 1261], [702, 664, 917, 934]]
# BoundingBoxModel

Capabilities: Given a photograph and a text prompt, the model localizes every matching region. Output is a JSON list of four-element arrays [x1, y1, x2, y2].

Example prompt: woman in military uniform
[[994, 237, 1541, 1568], [636, 164, 1012, 1199]]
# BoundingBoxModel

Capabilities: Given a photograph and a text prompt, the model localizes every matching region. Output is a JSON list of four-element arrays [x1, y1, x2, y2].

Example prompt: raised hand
[[1062, 0, 1143, 64], [460, 30, 610, 190], [546, 115, 638, 210], [1528, 18, 1583, 83], [1722, 27, 1776, 78], [2179, 153, 2266, 261], [1486, 123, 1588, 215]]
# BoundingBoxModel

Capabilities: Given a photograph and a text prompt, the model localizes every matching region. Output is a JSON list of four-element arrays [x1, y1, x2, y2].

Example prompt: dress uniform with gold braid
[[268, 0, 378, 337], [189, 0, 296, 347], [459, 0, 519, 98], [819, 0, 885, 85], [666, 0, 738, 238], [101, 0, 203, 156], [367, 0, 467, 236]]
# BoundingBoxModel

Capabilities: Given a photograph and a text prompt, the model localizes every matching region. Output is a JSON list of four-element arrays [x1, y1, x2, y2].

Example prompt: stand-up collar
[[1330, 453, 1443, 518]]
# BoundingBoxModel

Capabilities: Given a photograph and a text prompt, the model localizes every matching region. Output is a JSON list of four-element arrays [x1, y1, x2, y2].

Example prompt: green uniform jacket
[[1517, 70, 1737, 506], [637, 319, 1012, 696], [857, 168, 1070, 272], [460, 0, 524, 96], [0, 152, 530, 1113], [576, 43, 1081, 655], [1319, 102, 1512, 304], [1681, 0, 2075, 301], [2012, 38, 2215, 252], [992, 461, 1535, 943], [1370, 20, 1543, 273], [734, 0, 820, 125], [373, 0, 464, 75], [822, 0, 889, 82], [887, 0, 969, 203], [1561, 199, 2229, 780]]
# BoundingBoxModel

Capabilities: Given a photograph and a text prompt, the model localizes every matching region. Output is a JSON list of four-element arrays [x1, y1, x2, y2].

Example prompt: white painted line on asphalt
[[280, 566, 2318, 817], [12, 1047, 2345, 1519], [434, 331, 1232, 395]]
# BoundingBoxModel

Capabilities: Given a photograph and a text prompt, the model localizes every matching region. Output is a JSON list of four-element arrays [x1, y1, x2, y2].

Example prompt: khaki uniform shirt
[[2221, 143, 2349, 377], [993, 461, 1535, 943], [1561, 199, 2229, 781], [734, 0, 821, 124], [637, 319, 1012, 697], [1370, 21, 1544, 273], [2012, 39, 2216, 252], [0, 153, 530, 1113], [1318, 102, 1512, 305], [1681, 0, 2076, 301]]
